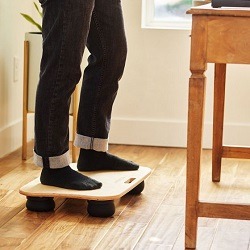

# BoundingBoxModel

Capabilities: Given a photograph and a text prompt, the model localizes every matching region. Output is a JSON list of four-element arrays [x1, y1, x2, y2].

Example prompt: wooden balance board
[[19, 164, 151, 217]]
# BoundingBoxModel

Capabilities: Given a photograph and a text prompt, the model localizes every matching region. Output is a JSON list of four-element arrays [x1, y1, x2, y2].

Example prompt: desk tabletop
[[187, 3, 250, 17]]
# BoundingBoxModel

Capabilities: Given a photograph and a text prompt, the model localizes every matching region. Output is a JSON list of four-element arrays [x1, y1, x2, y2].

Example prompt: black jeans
[[34, 0, 127, 169]]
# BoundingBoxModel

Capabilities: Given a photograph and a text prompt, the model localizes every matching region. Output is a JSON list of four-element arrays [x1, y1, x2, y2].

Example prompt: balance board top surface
[[19, 164, 151, 201]]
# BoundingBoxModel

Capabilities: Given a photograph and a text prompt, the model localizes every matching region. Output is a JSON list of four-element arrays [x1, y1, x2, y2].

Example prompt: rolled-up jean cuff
[[33, 150, 71, 169], [74, 133, 108, 152]]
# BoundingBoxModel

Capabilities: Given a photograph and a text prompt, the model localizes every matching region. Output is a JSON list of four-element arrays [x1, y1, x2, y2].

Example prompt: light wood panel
[[19, 165, 151, 201], [207, 17, 250, 64]]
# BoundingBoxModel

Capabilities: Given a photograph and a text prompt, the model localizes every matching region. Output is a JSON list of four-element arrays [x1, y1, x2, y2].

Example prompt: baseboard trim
[[109, 118, 188, 148], [109, 118, 250, 149]]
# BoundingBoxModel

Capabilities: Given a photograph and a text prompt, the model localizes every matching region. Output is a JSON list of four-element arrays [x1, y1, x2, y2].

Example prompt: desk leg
[[22, 41, 29, 160], [185, 72, 206, 249], [212, 63, 226, 182]]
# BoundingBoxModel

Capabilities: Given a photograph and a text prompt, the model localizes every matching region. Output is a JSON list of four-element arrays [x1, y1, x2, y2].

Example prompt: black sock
[[77, 149, 139, 171], [40, 166, 102, 190]]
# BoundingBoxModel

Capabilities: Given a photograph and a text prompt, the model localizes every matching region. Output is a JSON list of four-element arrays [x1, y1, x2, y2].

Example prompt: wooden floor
[[0, 142, 249, 250]]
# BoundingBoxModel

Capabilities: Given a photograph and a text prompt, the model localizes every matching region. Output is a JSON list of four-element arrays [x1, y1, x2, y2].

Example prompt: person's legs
[[34, 0, 101, 190], [75, 0, 139, 171]]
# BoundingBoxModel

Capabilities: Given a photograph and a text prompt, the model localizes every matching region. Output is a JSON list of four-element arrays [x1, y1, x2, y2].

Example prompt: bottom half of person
[[34, 35, 138, 190], [34, 88, 140, 190]]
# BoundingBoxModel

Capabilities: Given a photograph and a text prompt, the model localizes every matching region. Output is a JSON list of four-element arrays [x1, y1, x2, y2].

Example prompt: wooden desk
[[185, 4, 250, 249]]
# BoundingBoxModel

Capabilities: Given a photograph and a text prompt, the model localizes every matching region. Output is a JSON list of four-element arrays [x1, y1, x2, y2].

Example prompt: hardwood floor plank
[[161, 177, 186, 206], [210, 173, 250, 250], [16, 199, 88, 249], [173, 225, 217, 250], [0, 189, 10, 201], [0, 145, 249, 249], [135, 149, 186, 249], [0, 190, 26, 227], [0, 209, 55, 239], [0, 163, 40, 191], [134, 205, 184, 249], [0, 155, 23, 178], [217, 219, 250, 234], [109, 144, 170, 168], [211, 230, 250, 250], [56, 196, 132, 250], [0, 237, 24, 250], [94, 149, 177, 249], [135, 243, 172, 250], [227, 178, 250, 204], [0, 196, 67, 249], [0, 141, 34, 178]]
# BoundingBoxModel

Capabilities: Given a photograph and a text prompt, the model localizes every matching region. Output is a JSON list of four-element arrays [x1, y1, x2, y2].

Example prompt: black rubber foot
[[87, 200, 115, 217], [128, 181, 145, 195], [26, 196, 55, 212]]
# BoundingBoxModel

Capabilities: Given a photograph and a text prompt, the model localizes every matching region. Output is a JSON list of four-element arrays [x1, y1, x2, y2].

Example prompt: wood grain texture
[[185, 71, 207, 248], [207, 17, 250, 64], [0, 144, 250, 249], [186, 5, 250, 249], [93, 149, 176, 250], [198, 202, 250, 220], [212, 63, 226, 182], [222, 146, 250, 159], [19, 166, 151, 201]]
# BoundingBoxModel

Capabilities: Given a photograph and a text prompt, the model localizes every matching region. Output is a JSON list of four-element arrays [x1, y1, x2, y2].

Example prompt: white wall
[[1, 0, 250, 158], [0, 0, 35, 157], [109, 0, 250, 149]]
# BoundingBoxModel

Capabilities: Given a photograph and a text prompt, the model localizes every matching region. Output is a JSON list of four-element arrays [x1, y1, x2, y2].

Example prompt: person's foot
[[77, 149, 139, 171], [40, 166, 102, 190]]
